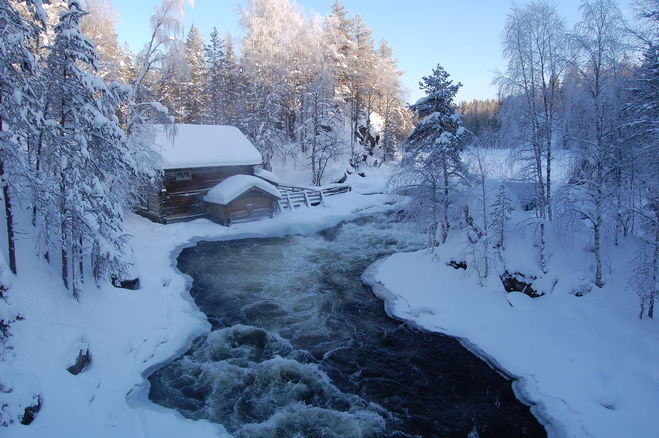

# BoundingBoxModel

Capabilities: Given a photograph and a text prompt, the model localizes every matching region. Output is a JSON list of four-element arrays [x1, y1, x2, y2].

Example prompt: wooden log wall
[[161, 165, 255, 223], [206, 188, 277, 225]]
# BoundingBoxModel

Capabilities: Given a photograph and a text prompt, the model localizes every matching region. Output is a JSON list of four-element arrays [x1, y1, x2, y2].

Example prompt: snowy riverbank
[[4, 162, 657, 438], [2, 179, 391, 437], [363, 243, 659, 438]]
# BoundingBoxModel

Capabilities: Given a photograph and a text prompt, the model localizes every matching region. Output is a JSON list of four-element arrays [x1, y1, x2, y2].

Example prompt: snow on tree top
[[153, 124, 262, 169], [204, 175, 282, 205]]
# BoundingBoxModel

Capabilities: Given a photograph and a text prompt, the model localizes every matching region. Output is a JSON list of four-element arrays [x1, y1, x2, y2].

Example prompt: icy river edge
[[124, 192, 401, 438], [125, 187, 554, 438], [361, 260, 559, 438], [4, 189, 393, 438], [7, 180, 655, 438], [132, 186, 657, 438], [362, 248, 659, 438]]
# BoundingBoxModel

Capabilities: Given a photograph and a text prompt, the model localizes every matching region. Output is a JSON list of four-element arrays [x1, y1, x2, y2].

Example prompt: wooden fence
[[277, 184, 351, 211]]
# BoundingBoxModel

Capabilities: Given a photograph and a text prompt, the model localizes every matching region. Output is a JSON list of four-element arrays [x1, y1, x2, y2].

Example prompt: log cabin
[[135, 124, 280, 224], [204, 175, 282, 225]]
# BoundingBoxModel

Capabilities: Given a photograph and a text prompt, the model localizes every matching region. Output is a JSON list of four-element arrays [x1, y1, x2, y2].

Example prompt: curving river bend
[[149, 214, 547, 438]]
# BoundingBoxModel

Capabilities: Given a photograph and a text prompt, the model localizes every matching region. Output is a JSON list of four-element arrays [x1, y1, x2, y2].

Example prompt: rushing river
[[149, 214, 547, 438]]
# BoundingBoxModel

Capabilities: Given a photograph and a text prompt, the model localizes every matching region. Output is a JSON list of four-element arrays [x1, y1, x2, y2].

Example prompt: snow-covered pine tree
[[204, 27, 228, 124], [346, 15, 376, 167], [0, 252, 23, 426], [0, 253, 12, 348], [221, 34, 241, 126], [182, 24, 206, 123], [0, 0, 46, 274], [325, 0, 353, 94], [41, 0, 135, 297], [491, 183, 514, 251], [399, 64, 469, 247], [158, 42, 187, 122], [373, 40, 412, 164]]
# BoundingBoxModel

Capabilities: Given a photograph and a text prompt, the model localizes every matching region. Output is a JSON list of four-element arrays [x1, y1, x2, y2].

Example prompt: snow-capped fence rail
[[277, 184, 351, 211]]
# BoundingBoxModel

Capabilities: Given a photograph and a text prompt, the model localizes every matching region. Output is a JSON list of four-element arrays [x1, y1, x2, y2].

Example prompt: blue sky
[[108, 0, 612, 103]]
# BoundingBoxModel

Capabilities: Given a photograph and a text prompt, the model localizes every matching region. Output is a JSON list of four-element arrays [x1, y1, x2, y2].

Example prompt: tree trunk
[[442, 165, 450, 244], [0, 162, 17, 275], [546, 140, 552, 221], [78, 234, 84, 281], [593, 165, 603, 288], [500, 222, 505, 251], [539, 221, 547, 274], [0, 94, 17, 275], [61, 241, 69, 290], [481, 177, 489, 279], [60, 178, 69, 291], [594, 217, 603, 288], [71, 231, 82, 300], [92, 240, 101, 285], [649, 224, 658, 319], [429, 180, 438, 249], [613, 140, 624, 246], [593, 113, 605, 288], [534, 139, 546, 219]]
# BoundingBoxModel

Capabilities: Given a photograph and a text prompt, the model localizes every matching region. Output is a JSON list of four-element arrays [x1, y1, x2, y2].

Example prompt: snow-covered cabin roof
[[204, 175, 282, 205], [152, 124, 262, 170], [253, 167, 280, 185]]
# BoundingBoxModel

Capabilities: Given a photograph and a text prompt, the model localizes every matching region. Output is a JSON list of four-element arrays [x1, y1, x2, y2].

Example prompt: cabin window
[[175, 171, 192, 181]]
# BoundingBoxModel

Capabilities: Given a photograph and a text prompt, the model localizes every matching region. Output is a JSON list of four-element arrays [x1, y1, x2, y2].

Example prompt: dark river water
[[148, 215, 547, 438]]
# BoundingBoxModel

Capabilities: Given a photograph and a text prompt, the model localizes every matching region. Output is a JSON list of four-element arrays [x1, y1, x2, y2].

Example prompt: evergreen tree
[[372, 40, 412, 164], [393, 65, 469, 248], [491, 184, 514, 251], [158, 42, 186, 122], [42, 0, 135, 297], [325, 0, 353, 92], [0, 0, 46, 274], [204, 27, 228, 124], [182, 24, 206, 123]]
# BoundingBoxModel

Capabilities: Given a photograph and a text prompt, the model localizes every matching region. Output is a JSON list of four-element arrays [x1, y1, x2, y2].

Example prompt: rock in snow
[[66, 348, 91, 375]]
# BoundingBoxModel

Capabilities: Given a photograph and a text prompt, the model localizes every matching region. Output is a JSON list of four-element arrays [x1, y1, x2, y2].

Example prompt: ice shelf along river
[[148, 214, 547, 438]]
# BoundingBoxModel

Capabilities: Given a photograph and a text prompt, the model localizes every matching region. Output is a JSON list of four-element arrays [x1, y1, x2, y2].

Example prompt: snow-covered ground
[[1, 170, 392, 438], [364, 246, 659, 438]]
